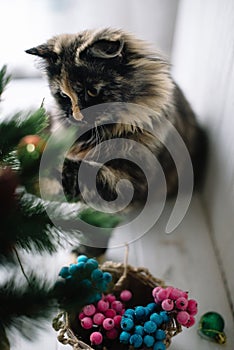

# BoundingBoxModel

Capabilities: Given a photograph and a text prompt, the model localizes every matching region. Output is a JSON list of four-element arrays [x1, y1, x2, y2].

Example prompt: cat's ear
[[88, 39, 124, 59], [25, 44, 58, 62]]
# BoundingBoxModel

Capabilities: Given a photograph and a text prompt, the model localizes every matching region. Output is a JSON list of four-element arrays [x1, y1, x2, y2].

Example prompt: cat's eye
[[87, 88, 99, 97]]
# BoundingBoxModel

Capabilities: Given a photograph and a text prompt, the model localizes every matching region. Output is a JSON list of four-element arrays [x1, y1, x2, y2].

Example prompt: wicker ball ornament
[[53, 261, 184, 349]]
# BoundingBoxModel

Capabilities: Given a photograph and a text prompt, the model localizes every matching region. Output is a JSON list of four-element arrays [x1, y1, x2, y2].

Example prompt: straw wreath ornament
[[53, 254, 198, 349]]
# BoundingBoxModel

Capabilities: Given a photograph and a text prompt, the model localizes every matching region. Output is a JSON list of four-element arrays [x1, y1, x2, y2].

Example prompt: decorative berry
[[111, 300, 123, 313], [160, 311, 170, 323], [150, 313, 163, 326], [156, 288, 170, 302], [91, 268, 103, 281], [106, 328, 119, 339], [105, 294, 116, 303], [129, 334, 143, 348], [169, 288, 183, 300], [93, 312, 105, 325], [188, 308, 198, 317], [144, 307, 152, 318], [96, 280, 110, 292], [121, 317, 135, 331], [81, 317, 93, 329], [144, 320, 157, 334], [90, 331, 103, 345], [120, 290, 132, 302], [88, 292, 102, 304], [185, 315, 196, 328], [155, 329, 166, 340], [77, 255, 88, 263], [103, 272, 112, 283], [85, 258, 98, 271], [187, 299, 198, 315], [120, 331, 131, 344], [144, 334, 155, 347], [78, 312, 85, 320], [68, 264, 79, 275], [122, 313, 134, 320], [59, 266, 70, 278], [176, 311, 190, 326], [135, 306, 146, 321], [175, 297, 188, 310], [113, 315, 122, 328], [103, 318, 115, 330], [105, 308, 116, 318], [180, 291, 189, 299], [83, 304, 96, 316], [153, 341, 166, 350], [146, 303, 157, 313], [161, 299, 174, 311], [124, 308, 135, 318], [76, 261, 85, 272], [152, 287, 162, 299], [187, 299, 197, 309], [97, 299, 109, 312], [79, 279, 92, 289], [134, 325, 145, 336]]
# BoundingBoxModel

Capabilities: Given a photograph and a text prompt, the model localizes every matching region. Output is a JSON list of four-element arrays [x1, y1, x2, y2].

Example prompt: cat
[[26, 28, 207, 254]]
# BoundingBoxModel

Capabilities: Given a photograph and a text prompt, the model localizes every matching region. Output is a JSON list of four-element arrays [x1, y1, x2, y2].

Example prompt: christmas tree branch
[[0, 190, 121, 257], [0, 65, 11, 98], [1, 196, 60, 255], [0, 108, 49, 160], [0, 65, 122, 341], [0, 275, 58, 338]]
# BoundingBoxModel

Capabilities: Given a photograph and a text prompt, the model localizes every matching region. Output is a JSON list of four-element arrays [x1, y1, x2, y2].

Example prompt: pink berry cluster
[[152, 286, 198, 328], [79, 290, 133, 346]]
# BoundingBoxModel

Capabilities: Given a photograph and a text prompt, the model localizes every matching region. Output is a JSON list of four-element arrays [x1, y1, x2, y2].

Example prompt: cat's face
[[26, 28, 172, 124]]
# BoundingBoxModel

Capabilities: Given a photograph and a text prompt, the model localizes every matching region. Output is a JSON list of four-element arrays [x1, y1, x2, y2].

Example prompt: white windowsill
[[8, 194, 234, 350]]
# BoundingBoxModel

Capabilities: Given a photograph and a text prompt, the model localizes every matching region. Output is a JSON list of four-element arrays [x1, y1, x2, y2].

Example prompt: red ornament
[[0, 166, 19, 216], [17, 135, 46, 170]]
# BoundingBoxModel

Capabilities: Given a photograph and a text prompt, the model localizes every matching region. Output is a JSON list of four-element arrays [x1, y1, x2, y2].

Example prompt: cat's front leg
[[62, 158, 81, 201], [62, 158, 127, 259], [62, 157, 131, 208]]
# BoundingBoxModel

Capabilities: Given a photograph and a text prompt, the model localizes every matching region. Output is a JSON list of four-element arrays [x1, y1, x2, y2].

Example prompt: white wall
[[0, 0, 178, 78], [172, 0, 234, 310]]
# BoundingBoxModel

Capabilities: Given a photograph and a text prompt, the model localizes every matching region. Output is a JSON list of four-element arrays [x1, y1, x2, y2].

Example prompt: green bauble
[[198, 312, 226, 344]]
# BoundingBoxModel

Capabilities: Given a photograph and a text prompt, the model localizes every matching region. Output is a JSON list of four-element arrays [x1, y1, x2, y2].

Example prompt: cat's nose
[[72, 104, 83, 121]]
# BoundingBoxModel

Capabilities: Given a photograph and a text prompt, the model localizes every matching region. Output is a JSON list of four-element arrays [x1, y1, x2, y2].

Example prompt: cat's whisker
[[79, 119, 88, 125], [94, 121, 102, 161]]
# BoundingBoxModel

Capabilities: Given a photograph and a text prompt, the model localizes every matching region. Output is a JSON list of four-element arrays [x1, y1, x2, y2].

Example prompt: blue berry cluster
[[120, 303, 169, 349], [56, 255, 112, 306]]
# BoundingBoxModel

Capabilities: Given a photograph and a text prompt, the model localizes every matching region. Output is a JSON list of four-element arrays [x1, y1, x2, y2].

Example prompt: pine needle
[[0, 65, 11, 98]]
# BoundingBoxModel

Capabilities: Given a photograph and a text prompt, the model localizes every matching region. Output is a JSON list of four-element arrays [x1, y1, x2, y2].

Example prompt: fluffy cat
[[26, 28, 206, 213]]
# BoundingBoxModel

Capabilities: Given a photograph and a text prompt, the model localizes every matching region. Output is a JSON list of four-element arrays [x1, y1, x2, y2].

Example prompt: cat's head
[[26, 28, 172, 123]]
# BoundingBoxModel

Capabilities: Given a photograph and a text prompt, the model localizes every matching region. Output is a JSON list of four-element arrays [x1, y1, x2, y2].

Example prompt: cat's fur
[[26, 28, 207, 211]]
